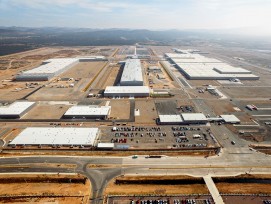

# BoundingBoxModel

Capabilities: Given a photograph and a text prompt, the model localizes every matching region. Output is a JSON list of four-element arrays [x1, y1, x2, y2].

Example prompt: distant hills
[[0, 27, 270, 56]]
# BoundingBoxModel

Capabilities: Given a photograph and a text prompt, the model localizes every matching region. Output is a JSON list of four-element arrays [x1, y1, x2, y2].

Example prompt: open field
[[0, 174, 91, 204]]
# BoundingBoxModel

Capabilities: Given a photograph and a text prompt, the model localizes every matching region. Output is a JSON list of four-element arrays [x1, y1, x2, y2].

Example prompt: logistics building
[[16, 56, 107, 81], [10, 127, 99, 147], [104, 86, 150, 97], [181, 113, 208, 124], [0, 101, 35, 119], [63, 105, 111, 119], [158, 115, 183, 125], [120, 59, 143, 86], [165, 52, 259, 80], [78, 56, 107, 62], [158, 113, 208, 125], [16, 58, 79, 81]]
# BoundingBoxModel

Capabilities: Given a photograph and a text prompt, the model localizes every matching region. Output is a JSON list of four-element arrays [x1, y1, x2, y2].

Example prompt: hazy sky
[[1, 0, 271, 35]]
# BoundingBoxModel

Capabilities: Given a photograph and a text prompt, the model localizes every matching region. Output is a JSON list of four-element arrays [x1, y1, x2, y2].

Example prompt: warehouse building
[[166, 52, 259, 80], [10, 127, 99, 147], [104, 86, 150, 97], [0, 101, 35, 119], [78, 56, 107, 62], [158, 115, 183, 125], [181, 113, 208, 124], [120, 59, 144, 86], [16, 58, 79, 81], [63, 105, 111, 119]]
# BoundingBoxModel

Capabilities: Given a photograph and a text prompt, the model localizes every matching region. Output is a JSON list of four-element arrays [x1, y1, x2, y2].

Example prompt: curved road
[[1, 147, 271, 203]]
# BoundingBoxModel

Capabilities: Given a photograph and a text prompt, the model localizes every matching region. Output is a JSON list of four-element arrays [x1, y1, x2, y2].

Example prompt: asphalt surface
[[1, 145, 271, 204]]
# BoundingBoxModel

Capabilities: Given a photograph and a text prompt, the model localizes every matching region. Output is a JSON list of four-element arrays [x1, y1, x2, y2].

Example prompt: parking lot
[[99, 125, 218, 150], [108, 196, 214, 204]]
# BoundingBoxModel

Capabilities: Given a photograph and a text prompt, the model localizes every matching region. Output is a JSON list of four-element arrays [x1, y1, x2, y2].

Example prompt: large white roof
[[104, 86, 150, 94], [159, 115, 183, 123], [220, 115, 240, 123], [166, 52, 259, 80], [64, 106, 111, 116], [181, 113, 207, 122], [166, 53, 220, 63], [120, 59, 143, 84], [0, 102, 35, 116], [23, 58, 78, 74], [10, 127, 99, 146], [176, 63, 258, 79]]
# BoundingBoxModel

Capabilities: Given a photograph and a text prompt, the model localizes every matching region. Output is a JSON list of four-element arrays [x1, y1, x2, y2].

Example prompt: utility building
[[120, 59, 143, 86]]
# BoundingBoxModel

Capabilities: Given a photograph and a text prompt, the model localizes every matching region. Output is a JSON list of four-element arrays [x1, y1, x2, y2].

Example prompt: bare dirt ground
[[0, 174, 91, 204], [104, 175, 208, 196], [0, 47, 107, 101], [214, 174, 271, 194], [205, 100, 236, 115], [222, 87, 271, 98], [104, 65, 121, 87], [22, 104, 70, 119], [109, 100, 130, 120], [135, 100, 157, 124]]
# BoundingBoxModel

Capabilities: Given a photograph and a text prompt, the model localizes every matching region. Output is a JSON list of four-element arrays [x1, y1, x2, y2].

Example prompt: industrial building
[[165, 52, 259, 80], [158, 115, 183, 125], [120, 59, 144, 86], [63, 105, 111, 119], [16, 58, 79, 81], [15, 56, 108, 81], [78, 56, 107, 62], [158, 113, 208, 125], [0, 101, 35, 119], [104, 86, 150, 97], [10, 127, 99, 146], [181, 113, 208, 124]]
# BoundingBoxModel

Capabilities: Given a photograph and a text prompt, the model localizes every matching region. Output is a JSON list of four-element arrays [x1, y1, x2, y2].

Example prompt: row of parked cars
[[113, 126, 162, 132]]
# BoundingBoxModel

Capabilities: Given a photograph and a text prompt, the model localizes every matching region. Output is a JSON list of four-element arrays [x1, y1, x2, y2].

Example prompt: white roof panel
[[166, 52, 259, 80], [176, 63, 258, 79], [181, 113, 207, 121], [104, 86, 150, 94], [10, 127, 99, 145], [120, 59, 143, 84], [23, 58, 78, 75], [0, 102, 35, 116], [220, 115, 240, 123], [159, 115, 183, 123], [64, 106, 111, 116]]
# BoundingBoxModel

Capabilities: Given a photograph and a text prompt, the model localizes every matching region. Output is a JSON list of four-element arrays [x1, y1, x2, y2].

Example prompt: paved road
[[1, 144, 271, 204], [204, 176, 224, 204]]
